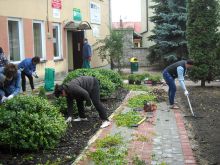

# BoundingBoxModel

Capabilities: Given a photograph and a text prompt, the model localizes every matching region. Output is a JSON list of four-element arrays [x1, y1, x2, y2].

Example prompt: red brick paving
[[174, 109, 197, 165]]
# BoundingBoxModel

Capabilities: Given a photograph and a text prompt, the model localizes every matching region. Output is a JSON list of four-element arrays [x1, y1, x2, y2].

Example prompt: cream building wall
[[0, 0, 110, 79], [141, 0, 155, 48], [66, 0, 110, 68]]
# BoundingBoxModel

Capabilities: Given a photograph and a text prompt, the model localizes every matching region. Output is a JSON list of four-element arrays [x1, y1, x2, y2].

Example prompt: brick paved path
[[73, 91, 197, 165]]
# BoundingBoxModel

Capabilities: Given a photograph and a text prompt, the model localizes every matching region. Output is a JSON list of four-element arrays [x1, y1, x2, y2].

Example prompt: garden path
[[73, 90, 197, 165]]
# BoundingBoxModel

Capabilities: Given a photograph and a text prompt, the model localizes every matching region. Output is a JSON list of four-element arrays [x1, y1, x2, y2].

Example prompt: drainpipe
[[146, 0, 148, 32], [109, 0, 112, 30]]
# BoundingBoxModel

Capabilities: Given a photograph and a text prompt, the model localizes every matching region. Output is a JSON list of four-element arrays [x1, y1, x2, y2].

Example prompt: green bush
[[51, 96, 77, 115], [96, 68, 123, 88], [0, 95, 67, 150], [63, 69, 116, 97]]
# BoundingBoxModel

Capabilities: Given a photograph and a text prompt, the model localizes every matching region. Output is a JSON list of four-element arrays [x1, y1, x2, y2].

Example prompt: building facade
[[0, 0, 110, 79], [141, 0, 155, 48]]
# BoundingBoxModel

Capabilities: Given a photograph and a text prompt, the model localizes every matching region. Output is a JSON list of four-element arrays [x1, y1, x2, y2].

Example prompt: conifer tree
[[148, 0, 187, 65], [187, 0, 220, 87]]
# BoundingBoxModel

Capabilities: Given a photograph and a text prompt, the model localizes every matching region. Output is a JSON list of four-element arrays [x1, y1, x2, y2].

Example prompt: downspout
[[146, 0, 148, 32], [109, 0, 112, 30]]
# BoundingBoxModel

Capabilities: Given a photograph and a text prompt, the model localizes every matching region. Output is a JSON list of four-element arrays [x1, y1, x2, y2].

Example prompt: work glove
[[184, 90, 189, 96], [32, 72, 39, 78], [1, 96, 7, 103], [7, 94, 14, 100]]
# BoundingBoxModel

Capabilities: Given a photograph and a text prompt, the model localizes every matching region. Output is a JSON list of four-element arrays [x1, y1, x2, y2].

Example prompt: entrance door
[[72, 31, 84, 69]]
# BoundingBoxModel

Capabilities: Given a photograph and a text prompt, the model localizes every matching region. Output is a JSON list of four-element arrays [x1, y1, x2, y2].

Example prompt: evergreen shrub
[[0, 95, 67, 150], [63, 69, 116, 97]]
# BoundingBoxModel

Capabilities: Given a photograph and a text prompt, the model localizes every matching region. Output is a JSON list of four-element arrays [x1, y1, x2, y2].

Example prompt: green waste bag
[[44, 68, 55, 91]]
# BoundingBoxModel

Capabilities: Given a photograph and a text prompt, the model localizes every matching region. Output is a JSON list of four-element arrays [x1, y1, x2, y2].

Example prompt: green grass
[[113, 111, 142, 127], [123, 84, 149, 92], [128, 94, 156, 108], [89, 134, 128, 164], [96, 133, 123, 148]]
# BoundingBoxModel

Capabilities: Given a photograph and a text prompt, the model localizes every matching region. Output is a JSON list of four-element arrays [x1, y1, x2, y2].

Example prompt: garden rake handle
[[186, 95, 195, 117], [130, 116, 147, 127]]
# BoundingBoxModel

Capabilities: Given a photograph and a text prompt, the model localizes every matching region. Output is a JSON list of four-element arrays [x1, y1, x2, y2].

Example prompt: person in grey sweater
[[54, 76, 111, 128]]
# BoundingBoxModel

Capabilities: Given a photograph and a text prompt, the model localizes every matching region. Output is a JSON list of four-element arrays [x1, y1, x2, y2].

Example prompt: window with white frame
[[33, 21, 46, 60], [52, 23, 62, 59], [8, 18, 24, 62]]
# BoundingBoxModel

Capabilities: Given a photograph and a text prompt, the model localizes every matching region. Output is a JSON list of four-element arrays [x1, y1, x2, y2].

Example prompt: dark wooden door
[[72, 31, 84, 69]]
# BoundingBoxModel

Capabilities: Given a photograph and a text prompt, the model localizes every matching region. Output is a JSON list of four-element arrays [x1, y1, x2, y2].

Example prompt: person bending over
[[162, 60, 194, 109], [54, 76, 111, 128], [0, 63, 21, 103], [18, 56, 40, 92]]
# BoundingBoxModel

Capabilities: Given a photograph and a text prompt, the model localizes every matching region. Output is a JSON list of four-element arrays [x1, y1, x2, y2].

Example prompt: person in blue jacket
[[0, 63, 21, 103], [82, 38, 92, 68], [18, 56, 40, 92], [162, 60, 194, 109]]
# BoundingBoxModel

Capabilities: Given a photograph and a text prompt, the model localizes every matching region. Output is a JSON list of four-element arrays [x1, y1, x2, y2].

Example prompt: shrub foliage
[[63, 68, 123, 97], [0, 95, 67, 150]]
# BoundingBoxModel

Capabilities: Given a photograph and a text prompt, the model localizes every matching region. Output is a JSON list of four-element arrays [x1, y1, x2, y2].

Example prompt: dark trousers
[[75, 79, 108, 120], [163, 70, 176, 105], [21, 71, 34, 92]]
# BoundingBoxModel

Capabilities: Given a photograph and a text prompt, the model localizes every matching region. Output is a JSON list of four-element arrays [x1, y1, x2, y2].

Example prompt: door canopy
[[64, 21, 92, 31]]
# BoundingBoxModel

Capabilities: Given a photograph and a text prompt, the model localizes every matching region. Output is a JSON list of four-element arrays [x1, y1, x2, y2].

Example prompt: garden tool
[[186, 95, 195, 117], [185, 95, 203, 118], [130, 115, 147, 127]]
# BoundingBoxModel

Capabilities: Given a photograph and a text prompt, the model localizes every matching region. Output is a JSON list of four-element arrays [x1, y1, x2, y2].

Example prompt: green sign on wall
[[73, 8, 82, 21]]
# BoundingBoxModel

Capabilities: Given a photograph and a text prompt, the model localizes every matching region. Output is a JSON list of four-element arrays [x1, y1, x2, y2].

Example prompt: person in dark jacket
[[82, 38, 92, 68], [162, 60, 194, 109], [18, 56, 40, 92], [0, 63, 21, 103], [54, 76, 111, 128], [0, 47, 9, 67]]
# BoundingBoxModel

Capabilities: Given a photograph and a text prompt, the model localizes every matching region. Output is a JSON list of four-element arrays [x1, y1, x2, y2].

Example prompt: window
[[8, 18, 24, 62], [52, 23, 62, 59], [33, 21, 46, 59]]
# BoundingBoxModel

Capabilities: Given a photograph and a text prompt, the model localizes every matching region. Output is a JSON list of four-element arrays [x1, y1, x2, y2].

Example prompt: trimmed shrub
[[63, 69, 116, 97], [96, 68, 123, 88], [51, 96, 77, 115], [0, 95, 67, 150]]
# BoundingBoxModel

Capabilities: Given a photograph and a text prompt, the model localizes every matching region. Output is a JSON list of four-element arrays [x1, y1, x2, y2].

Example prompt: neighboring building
[[141, 0, 155, 48], [0, 0, 111, 79], [114, 29, 149, 67], [112, 21, 142, 33]]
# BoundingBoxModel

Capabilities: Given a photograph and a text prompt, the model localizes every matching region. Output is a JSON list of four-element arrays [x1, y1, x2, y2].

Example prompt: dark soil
[[176, 86, 220, 165], [0, 88, 129, 165]]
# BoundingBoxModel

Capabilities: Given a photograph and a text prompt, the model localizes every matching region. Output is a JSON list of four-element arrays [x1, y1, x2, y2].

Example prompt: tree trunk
[[110, 58, 114, 70], [201, 80, 206, 87]]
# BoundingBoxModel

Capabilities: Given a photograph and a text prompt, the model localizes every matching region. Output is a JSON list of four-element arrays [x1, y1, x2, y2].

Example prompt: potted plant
[[149, 75, 162, 86], [128, 74, 136, 84], [134, 74, 144, 85]]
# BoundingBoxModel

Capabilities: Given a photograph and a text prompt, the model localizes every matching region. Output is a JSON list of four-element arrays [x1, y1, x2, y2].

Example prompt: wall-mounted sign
[[73, 8, 82, 22], [90, 2, 101, 24], [52, 0, 62, 9], [53, 8, 60, 18], [92, 24, 100, 38]]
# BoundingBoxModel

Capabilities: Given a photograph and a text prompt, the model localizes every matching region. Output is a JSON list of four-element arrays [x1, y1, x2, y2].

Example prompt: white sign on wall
[[92, 24, 100, 38], [53, 8, 60, 18], [90, 2, 101, 24]]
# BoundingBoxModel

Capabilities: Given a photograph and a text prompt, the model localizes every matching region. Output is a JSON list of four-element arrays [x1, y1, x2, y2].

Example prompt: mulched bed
[[0, 88, 129, 165], [176, 86, 220, 165]]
